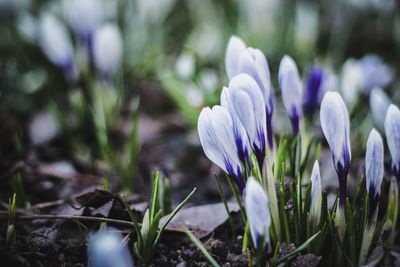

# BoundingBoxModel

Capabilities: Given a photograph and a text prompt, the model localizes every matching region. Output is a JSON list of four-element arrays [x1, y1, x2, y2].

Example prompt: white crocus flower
[[93, 23, 123, 79], [340, 58, 363, 107], [63, 0, 103, 40], [365, 129, 384, 200], [278, 55, 303, 135], [239, 47, 274, 149], [224, 36, 246, 79], [384, 104, 400, 177], [198, 106, 247, 190], [370, 87, 391, 132], [223, 74, 267, 167], [310, 160, 322, 227], [88, 228, 134, 267], [245, 177, 271, 251], [38, 13, 76, 78], [320, 91, 351, 207]]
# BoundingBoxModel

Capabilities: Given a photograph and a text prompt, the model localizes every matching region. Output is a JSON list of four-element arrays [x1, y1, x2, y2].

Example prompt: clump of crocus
[[245, 177, 271, 261], [384, 104, 400, 179], [92, 23, 123, 80], [278, 55, 303, 135], [88, 228, 134, 267], [38, 13, 76, 79], [303, 66, 324, 116], [359, 128, 384, 265], [198, 105, 249, 191], [310, 160, 322, 229]]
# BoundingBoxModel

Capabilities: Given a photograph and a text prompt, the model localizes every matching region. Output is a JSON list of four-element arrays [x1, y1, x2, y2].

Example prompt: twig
[[0, 211, 135, 228]]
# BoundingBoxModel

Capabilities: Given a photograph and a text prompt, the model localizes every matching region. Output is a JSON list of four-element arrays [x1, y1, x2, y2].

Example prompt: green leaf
[[182, 226, 220, 267]]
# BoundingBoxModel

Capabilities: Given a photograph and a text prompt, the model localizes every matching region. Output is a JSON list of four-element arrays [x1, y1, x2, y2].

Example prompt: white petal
[[365, 129, 384, 196], [225, 36, 247, 79], [93, 23, 123, 77], [63, 0, 103, 37], [385, 104, 400, 168], [229, 74, 267, 149], [245, 177, 271, 248], [370, 87, 391, 131], [320, 92, 345, 162], [198, 107, 228, 173], [278, 55, 303, 117], [310, 161, 322, 224], [39, 13, 73, 67], [340, 58, 363, 106], [239, 48, 272, 109], [88, 228, 134, 267]]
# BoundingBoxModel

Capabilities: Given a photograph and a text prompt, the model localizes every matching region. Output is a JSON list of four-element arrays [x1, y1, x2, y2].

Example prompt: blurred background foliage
[[0, 0, 399, 184]]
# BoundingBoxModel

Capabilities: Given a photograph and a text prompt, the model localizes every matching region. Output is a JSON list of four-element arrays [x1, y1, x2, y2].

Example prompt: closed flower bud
[[198, 106, 247, 190], [239, 48, 274, 149], [303, 66, 324, 116], [384, 104, 400, 178], [245, 177, 271, 251], [365, 129, 384, 219], [93, 23, 123, 79], [225, 36, 246, 79], [310, 160, 322, 227], [320, 91, 351, 207], [223, 74, 267, 167], [88, 228, 134, 267], [38, 13, 76, 79], [370, 87, 391, 131], [278, 55, 303, 135]]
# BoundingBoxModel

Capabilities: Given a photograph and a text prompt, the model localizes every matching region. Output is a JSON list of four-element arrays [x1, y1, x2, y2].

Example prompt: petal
[[278, 55, 303, 118], [320, 92, 345, 162], [245, 177, 271, 248], [385, 104, 400, 169], [365, 129, 384, 197], [370, 87, 391, 131], [225, 36, 247, 79], [239, 48, 272, 110], [310, 161, 322, 224]]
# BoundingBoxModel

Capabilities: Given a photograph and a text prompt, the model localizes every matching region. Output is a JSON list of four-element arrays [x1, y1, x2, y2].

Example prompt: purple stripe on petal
[[289, 106, 300, 135], [224, 158, 245, 192], [266, 95, 274, 150]]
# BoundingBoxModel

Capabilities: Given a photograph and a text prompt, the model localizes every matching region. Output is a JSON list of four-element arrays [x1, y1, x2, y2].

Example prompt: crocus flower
[[370, 87, 391, 132], [303, 66, 324, 116], [340, 58, 363, 107], [239, 48, 274, 149], [278, 55, 303, 135], [245, 177, 271, 251], [198, 106, 249, 191], [310, 160, 322, 227], [365, 129, 384, 220], [222, 74, 267, 167], [88, 228, 134, 267], [63, 0, 103, 43], [359, 54, 393, 94], [384, 104, 400, 178], [320, 91, 351, 207], [92, 23, 123, 80], [225, 36, 246, 79], [38, 13, 76, 79]]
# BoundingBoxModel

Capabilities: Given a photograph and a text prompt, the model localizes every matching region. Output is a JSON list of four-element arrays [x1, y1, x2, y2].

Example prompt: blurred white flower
[[278, 55, 303, 135], [384, 104, 400, 177], [29, 112, 59, 146], [88, 228, 134, 267], [175, 52, 195, 80], [310, 160, 322, 227], [225, 36, 246, 79], [245, 177, 271, 250], [38, 13, 76, 77], [359, 55, 393, 93], [199, 69, 219, 93], [186, 84, 204, 108], [340, 58, 363, 107], [63, 0, 103, 40], [370, 87, 391, 131], [17, 12, 38, 42], [365, 129, 384, 199], [93, 23, 123, 79]]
